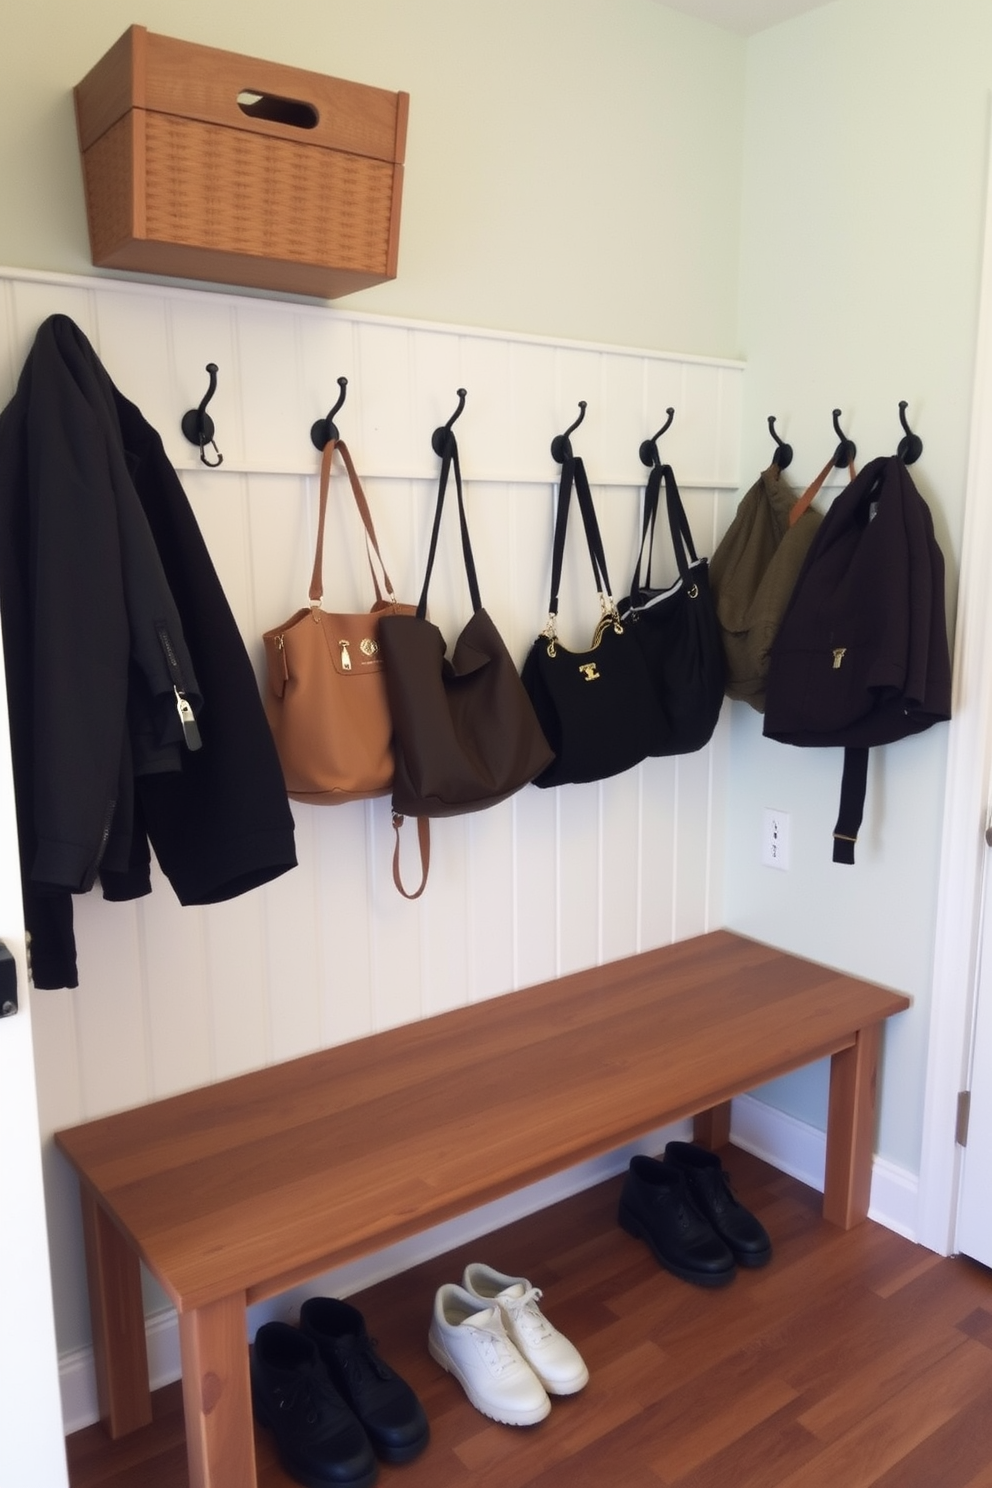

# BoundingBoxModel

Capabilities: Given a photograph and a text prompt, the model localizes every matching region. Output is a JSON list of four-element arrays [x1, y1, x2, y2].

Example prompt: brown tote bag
[[262, 438, 414, 804]]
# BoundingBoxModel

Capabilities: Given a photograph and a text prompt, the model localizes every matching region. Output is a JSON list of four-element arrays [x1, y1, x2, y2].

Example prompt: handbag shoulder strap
[[631, 462, 698, 593], [308, 437, 398, 607], [547, 454, 616, 619], [788, 455, 857, 529], [416, 429, 482, 621]]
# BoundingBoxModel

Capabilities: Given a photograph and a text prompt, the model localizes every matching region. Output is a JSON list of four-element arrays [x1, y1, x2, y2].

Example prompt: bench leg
[[80, 1188, 152, 1438], [693, 1101, 732, 1150], [179, 1294, 257, 1488], [824, 1024, 881, 1229]]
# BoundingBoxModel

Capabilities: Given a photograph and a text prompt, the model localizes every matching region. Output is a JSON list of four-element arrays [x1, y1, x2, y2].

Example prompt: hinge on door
[[956, 1089, 971, 1147]]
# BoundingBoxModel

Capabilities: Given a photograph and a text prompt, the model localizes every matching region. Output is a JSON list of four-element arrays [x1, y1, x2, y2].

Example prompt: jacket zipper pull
[[174, 688, 203, 751], [339, 640, 352, 671]]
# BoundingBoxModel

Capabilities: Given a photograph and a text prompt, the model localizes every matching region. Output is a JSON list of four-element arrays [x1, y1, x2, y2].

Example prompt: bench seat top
[[54, 930, 909, 1314]]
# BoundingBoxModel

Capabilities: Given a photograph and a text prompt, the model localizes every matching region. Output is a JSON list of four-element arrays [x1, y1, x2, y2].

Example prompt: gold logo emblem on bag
[[832, 648, 847, 670], [360, 638, 378, 658], [579, 663, 601, 681]]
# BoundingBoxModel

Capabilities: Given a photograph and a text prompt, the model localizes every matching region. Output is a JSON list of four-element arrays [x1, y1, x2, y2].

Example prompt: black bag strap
[[309, 438, 397, 608], [416, 428, 482, 621], [545, 453, 618, 630], [631, 462, 698, 593], [833, 746, 869, 865]]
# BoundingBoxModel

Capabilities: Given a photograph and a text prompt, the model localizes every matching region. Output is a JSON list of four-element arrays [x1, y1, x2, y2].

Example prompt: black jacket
[[0, 315, 296, 988]]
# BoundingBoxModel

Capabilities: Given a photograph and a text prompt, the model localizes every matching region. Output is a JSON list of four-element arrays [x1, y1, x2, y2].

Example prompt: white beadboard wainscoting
[[1, 266, 745, 1431]]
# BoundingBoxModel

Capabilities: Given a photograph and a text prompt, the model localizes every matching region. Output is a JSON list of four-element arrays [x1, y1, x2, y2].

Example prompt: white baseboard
[[730, 1093, 920, 1240], [59, 1098, 921, 1436]]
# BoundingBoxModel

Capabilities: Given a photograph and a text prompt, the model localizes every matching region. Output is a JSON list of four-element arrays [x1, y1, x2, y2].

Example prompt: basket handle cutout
[[237, 90, 319, 130]]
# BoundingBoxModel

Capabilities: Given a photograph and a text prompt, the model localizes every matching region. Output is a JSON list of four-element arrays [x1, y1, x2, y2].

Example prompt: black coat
[[0, 315, 296, 988]]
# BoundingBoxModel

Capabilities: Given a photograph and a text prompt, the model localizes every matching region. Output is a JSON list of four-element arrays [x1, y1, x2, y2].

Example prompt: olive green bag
[[709, 462, 829, 712]]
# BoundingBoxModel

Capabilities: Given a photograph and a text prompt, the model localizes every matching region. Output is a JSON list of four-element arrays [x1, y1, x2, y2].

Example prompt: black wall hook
[[639, 408, 676, 468], [831, 408, 856, 468], [896, 401, 923, 464], [551, 401, 587, 463], [310, 376, 349, 451], [767, 414, 793, 471], [431, 388, 467, 455], [181, 363, 223, 468]]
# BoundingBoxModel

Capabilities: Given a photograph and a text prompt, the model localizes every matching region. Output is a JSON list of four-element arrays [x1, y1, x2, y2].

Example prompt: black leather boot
[[300, 1298, 429, 1464], [664, 1141, 772, 1267], [250, 1321, 378, 1488], [618, 1154, 736, 1286]]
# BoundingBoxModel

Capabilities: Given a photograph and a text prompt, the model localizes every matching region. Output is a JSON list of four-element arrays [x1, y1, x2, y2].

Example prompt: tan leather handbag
[[262, 438, 414, 804]]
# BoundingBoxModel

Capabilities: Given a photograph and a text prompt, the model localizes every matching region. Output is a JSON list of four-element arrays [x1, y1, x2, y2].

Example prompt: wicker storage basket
[[74, 25, 408, 298]]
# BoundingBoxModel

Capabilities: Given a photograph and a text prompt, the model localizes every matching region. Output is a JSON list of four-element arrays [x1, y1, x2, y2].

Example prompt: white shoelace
[[467, 1309, 520, 1376], [498, 1285, 554, 1345]]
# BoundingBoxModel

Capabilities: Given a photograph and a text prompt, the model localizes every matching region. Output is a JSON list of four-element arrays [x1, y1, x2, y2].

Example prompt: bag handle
[[416, 429, 482, 621], [545, 454, 617, 629], [309, 437, 398, 608], [788, 455, 857, 529], [631, 462, 698, 593], [391, 814, 431, 899]]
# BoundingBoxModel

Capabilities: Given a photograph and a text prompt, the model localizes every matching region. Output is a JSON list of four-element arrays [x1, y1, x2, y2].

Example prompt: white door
[[956, 831, 992, 1266], [0, 630, 69, 1486], [921, 115, 992, 1263]]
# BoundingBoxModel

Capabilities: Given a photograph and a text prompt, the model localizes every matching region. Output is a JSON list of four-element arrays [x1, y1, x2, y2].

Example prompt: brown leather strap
[[391, 814, 431, 899], [788, 457, 856, 528], [308, 438, 397, 606]]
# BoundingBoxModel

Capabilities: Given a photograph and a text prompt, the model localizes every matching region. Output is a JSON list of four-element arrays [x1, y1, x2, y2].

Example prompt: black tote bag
[[618, 460, 725, 755], [521, 453, 665, 787]]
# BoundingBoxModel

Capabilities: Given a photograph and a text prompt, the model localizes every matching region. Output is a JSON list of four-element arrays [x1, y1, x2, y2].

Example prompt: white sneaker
[[462, 1264, 589, 1396], [428, 1283, 551, 1426]]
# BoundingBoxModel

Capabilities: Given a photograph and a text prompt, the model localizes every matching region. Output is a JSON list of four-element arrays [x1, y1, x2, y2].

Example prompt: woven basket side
[[83, 115, 138, 261], [143, 114, 395, 271]]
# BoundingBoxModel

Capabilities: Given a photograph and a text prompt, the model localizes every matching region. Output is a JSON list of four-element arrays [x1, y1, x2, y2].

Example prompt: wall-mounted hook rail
[[310, 376, 349, 451], [551, 401, 587, 463], [831, 408, 856, 469], [896, 401, 923, 465], [639, 407, 675, 468], [767, 414, 793, 470], [181, 363, 223, 468], [432, 388, 468, 454]]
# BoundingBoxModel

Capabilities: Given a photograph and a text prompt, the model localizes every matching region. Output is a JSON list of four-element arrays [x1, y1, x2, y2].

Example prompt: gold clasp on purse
[[832, 647, 847, 669], [339, 640, 352, 670]]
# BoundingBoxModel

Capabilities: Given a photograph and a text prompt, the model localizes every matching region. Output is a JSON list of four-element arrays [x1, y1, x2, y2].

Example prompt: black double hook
[[831, 408, 857, 469], [896, 401, 923, 464], [767, 415, 793, 471], [432, 388, 467, 455], [639, 408, 675, 468], [181, 364, 223, 467], [551, 401, 587, 464], [310, 377, 349, 451]]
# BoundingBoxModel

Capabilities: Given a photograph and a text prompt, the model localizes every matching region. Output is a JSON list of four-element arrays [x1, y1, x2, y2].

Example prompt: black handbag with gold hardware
[[521, 453, 665, 787], [618, 461, 725, 756]]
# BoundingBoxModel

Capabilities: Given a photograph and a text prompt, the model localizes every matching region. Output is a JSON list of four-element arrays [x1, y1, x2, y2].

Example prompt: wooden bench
[[54, 929, 909, 1488]]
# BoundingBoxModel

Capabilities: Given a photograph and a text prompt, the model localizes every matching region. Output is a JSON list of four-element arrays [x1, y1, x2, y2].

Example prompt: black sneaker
[[300, 1298, 429, 1464], [618, 1154, 737, 1286], [664, 1141, 772, 1267], [251, 1321, 378, 1488]]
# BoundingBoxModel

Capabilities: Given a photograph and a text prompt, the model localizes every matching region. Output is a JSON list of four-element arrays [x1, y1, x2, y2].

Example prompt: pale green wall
[[725, 0, 992, 1172], [0, 0, 745, 356]]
